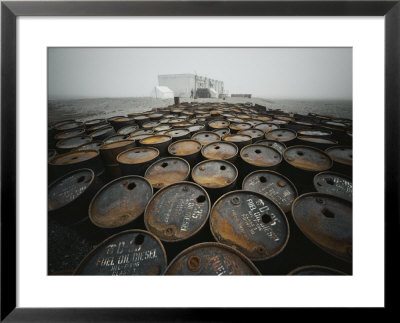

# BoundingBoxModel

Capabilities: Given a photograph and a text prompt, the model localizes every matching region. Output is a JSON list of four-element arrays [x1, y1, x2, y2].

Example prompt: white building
[[158, 74, 225, 98], [151, 86, 174, 99]]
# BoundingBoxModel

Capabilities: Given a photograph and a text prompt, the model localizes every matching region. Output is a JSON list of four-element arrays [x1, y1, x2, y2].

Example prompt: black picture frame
[[1, 0, 398, 321]]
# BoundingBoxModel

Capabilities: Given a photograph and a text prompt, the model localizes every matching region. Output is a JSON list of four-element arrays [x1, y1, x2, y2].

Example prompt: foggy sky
[[48, 47, 352, 101]]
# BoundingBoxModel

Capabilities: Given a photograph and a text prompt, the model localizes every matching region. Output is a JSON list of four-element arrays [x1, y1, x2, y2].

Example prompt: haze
[[48, 47, 352, 101]]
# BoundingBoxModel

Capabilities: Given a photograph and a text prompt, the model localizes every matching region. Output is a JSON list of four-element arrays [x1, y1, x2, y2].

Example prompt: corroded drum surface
[[56, 136, 92, 152], [325, 146, 352, 166], [256, 139, 286, 154], [191, 131, 220, 146], [201, 141, 238, 162], [144, 157, 190, 189], [192, 159, 237, 189], [240, 144, 282, 168], [283, 146, 332, 172], [74, 230, 167, 275], [242, 170, 298, 213], [164, 242, 261, 275], [254, 123, 279, 134], [291, 193, 352, 262], [144, 182, 210, 242], [210, 190, 289, 261], [265, 129, 297, 142], [89, 175, 153, 229], [238, 129, 264, 142], [313, 172, 352, 202]]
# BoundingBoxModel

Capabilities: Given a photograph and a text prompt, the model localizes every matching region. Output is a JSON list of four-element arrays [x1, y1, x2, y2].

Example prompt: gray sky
[[48, 47, 352, 100]]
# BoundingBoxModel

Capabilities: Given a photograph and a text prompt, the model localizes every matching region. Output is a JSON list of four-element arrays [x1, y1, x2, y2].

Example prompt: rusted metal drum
[[282, 145, 333, 194], [87, 123, 110, 134], [109, 117, 136, 131], [133, 115, 150, 127], [154, 124, 173, 133], [291, 193, 352, 262], [90, 126, 116, 141], [144, 181, 211, 242], [84, 119, 107, 128], [242, 170, 298, 213], [255, 116, 273, 123], [49, 150, 104, 181], [117, 147, 160, 176], [191, 160, 238, 201], [74, 141, 103, 152], [56, 136, 92, 154], [239, 144, 282, 177], [238, 129, 265, 143], [187, 124, 205, 134], [164, 242, 261, 275], [142, 121, 161, 130], [48, 168, 100, 225], [208, 120, 230, 131], [288, 265, 346, 275], [173, 121, 192, 129], [254, 123, 279, 134], [297, 136, 338, 150], [89, 175, 153, 229], [246, 119, 263, 127], [229, 122, 252, 134], [165, 128, 191, 142], [149, 113, 164, 120], [191, 131, 220, 146], [168, 139, 202, 166], [325, 146, 352, 177], [222, 134, 252, 150], [117, 124, 139, 135], [74, 230, 167, 275], [297, 129, 332, 136], [100, 140, 136, 165], [130, 129, 156, 137], [53, 121, 84, 133], [54, 128, 86, 141], [265, 128, 297, 144], [144, 157, 190, 190], [313, 171, 352, 202], [103, 134, 130, 144], [269, 119, 288, 126], [129, 133, 153, 142], [255, 139, 286, 154], [139, 135, 172, 156], [212, 128, 230, 137], [210, 190, 290, 261], [201, 141, 238, 163]]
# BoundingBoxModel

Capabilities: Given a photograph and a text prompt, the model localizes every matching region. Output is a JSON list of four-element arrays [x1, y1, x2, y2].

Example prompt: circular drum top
[[74, 230, 167, 275], [165, 129, 190, 138], [129, 129, 154, 136], [208, 120, 230, 129], [168, 139, 202, 156], [101, 140, 135, 150], [48, 168, 94, 211], [164, 242, 261, 275], [191, 132, 220, 146], [90, 126, 114, 136], [254, 123, 279, 133], [229, 122, 252, 131], [256, 139, 286, 154], [201, 141, 238, 161], [212, 128, 230, 137], [103, 134, 130, 144], [210, 190, 289, 261], [192, 160, 237, 189], [50, 150, 99, 165], [288, 265, 346, 275], [223, 134, 252, 143], [144, 182, 211, 242], [283, 146, 333, 172], [313, 171, 352, 202], [145, 157, 190, 189], [240, 144, 282, 167], [154, 125, 172, 132], [291, 193, 352, 262], [256, 116, 272, 122], [74, 141, 103, 152], [140, 135, 172, 145], [187, 125, 205, 133], [54, 128, 85, 140], [117, 147, 159, 165], [56, 136, 92, 150], [325, 146, 352, 166], [297, 136, 338, 144], [89, 175, 153, 228], [265, 129, 297, 142], [129, 134, 153, 142], [297, 129, 332, 136], [269, 119, 288, 125], [238, 129, 265, 140], [242, 170, 298, 213]]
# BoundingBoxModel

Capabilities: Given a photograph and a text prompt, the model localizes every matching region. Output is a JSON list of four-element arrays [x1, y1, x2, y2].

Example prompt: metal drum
[[229, 122, 252, 134], [142, 121, 161, 130], [154, 124, 173, 133], [238, 129, 265, 143], [201, 141, 238, 163], [90, 126, 116, 141], [282, 145, 333, 194], [129, 133, 153, 142], [87, 123, 110, 134], [144, 181, 211, 242], [222, 134, 252, 150], [74, 230, 167, 275], [139, 135, 172, 156], [117, 124, 139, 135], [148, 113, 164, 120], [212, 128, 230, 137], [164, 242, 261, 275], [89, 175, 153, 229], [74, 141, 103, 152], [210, 190, 290, 261], [288, 265, 346, 275], [84, 119, 107, 128], [313, 171, 352, 202], [117, 147, 160, 176], [191, 131, 220, 146], [103, 134, 130, 144], [100, 140, 136, 180], [325, 146, 352, 177], [187, 124, 205, 134], [109, 117, 136, 131], [208, 120, 230, 131], [56, 136, 92, 154], [165, 129, 191, 142], [54, 128, 86, 141], [144, 157, 190, 190], [168, 139, 202, 166], [133, 115, 150, 127], [265, 128, 297, 144], [291, 193, 352, 262], [48, 149, 57, 161], [191, 159, 238, 201], [255, 139, 286, 154], [53, 121, 84, 133], [129, 129, 154, 137], [242, 170, 298, 213], [297, 136, 338, 150]]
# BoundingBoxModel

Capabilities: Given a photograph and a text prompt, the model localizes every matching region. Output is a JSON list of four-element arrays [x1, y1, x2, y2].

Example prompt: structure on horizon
[[157, 74, 229, 99]]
